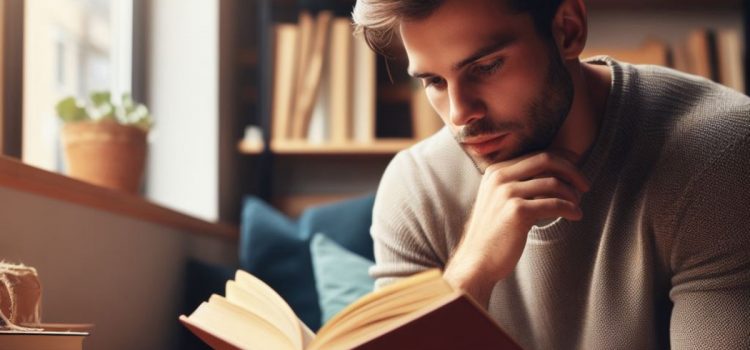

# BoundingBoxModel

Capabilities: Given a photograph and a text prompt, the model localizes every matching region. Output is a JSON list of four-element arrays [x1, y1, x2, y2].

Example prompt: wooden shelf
[[237, 138, 416, 155]]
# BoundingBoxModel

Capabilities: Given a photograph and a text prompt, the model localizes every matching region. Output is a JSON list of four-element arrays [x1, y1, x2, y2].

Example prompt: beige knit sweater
[[370, 57, 750, 349]]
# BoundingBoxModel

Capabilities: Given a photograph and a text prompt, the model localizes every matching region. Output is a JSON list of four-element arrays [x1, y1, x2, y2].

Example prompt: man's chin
[[470, 150, 508, 174]]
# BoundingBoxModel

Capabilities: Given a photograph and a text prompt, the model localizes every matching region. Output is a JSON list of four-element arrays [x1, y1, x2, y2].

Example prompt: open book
[[179, 269, 522, 350]]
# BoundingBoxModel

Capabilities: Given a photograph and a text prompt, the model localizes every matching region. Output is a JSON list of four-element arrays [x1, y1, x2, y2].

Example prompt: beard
[[456, 43, 575, 173]]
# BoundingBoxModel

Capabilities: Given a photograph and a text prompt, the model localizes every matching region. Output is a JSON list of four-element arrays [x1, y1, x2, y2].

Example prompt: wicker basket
[[61, 120, 147, 193]]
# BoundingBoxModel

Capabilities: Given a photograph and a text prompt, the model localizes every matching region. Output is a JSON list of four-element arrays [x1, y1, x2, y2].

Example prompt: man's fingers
[[505, 177, 581, 204], [485, 152, 590, 193], [510, 198, 583, 223]]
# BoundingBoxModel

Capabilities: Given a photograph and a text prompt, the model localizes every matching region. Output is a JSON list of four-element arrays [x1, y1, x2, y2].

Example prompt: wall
[[0, 186, 236, 349]]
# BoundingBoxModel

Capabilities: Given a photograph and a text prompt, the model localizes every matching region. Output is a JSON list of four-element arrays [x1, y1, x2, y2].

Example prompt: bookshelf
[[235, 0, 430, 161], [239, 0, 749, 155]]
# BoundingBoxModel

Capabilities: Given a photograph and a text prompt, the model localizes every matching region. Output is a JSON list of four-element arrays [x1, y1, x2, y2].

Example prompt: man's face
[[401, 0, 574, 172]]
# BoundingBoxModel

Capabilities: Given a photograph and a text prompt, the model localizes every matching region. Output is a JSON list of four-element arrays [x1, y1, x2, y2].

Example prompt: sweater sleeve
[[668, 135, 750, 349], [369, 151, 445, 289]]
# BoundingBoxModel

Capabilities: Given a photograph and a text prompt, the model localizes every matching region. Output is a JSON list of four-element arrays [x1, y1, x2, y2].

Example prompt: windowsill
[[0, 155, 238, 240]]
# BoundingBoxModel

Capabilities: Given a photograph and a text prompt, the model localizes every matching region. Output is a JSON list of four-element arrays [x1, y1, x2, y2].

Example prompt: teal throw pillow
[[310, 233, 375, 324]]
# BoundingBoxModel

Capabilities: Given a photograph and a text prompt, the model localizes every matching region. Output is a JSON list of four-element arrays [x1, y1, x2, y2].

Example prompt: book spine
[[291, 11, 333, 140], [352, 29, 376, 144], [716, 29, 745, 92], [271, 24, 299, 144], [329, 18, 353, 145]]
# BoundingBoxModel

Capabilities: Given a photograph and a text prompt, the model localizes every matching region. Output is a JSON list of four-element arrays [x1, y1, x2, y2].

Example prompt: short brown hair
[[352, 0, 564, 55]]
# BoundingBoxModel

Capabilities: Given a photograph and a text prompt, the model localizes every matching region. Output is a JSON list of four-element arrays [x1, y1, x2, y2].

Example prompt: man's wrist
[[443, 255, 496, 308]]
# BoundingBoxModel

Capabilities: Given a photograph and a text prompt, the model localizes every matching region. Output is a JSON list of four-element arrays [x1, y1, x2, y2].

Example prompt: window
[[23, 0, 133, 172], [5, 0, 228, 223]]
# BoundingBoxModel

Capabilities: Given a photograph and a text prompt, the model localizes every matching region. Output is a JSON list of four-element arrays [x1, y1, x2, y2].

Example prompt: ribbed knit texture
[[370, 57, 750, 349]]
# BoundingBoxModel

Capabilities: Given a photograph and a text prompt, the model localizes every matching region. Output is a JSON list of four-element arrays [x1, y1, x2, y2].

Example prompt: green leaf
[[55, 97, 89, 122], [90, 91, 111, 107]]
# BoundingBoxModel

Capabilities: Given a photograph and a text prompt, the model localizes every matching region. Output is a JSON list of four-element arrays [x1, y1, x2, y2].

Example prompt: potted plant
[[55, 91, 153, 194]]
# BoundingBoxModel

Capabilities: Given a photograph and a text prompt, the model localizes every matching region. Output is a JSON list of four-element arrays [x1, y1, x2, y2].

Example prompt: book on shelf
[[351, 28, 377, 144], [271, 24, 300, 143], [328, 17, 354, 145], [291, 11, 333, 140], [715, 29, 745, 92], [0, 324, 93, 350], [0, 330, 88, 350], [684, 28, 716, 80], [179, 269, 522, 350], [308, 19, 332, 145], [294, 11, 315, 115]]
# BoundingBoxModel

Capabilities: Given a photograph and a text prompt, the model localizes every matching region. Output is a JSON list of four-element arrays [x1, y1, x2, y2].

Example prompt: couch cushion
[[310, 233, 375, 324], [239, 196, 321, 330], [298, 195, 375, 261]]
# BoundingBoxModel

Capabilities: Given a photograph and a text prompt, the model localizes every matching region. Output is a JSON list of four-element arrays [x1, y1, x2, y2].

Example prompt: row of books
[[271, 11, 378, 147], [270, 11, 444, 148], [583, 27, 745, 93]]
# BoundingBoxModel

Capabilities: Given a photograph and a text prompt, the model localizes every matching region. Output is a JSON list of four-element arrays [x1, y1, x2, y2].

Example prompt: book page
[[321, 276, 451, 336], [317, 269, 445, 333], [225, 281, 301, 348], [299, 319, 316, 348], [234, 270, 310, 347], [185, 295, 297, 350], [312, 269, 452, 347]]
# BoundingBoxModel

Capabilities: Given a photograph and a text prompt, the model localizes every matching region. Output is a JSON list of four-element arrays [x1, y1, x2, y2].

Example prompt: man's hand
[[443, 151, 590, 307]]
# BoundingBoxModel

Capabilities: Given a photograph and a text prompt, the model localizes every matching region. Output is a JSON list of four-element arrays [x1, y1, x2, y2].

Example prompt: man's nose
[[448, 83, 485, 126]]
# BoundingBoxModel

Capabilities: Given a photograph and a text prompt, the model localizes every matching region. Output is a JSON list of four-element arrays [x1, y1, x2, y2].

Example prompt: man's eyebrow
[[408, 37, 514, 79]]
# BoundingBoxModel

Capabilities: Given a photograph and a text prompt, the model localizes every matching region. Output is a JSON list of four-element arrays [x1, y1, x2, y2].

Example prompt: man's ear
[[551, 0, 588, 60]]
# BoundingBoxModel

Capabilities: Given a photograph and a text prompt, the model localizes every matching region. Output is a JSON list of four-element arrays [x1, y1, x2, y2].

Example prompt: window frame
[[1, 0, 23, 158]]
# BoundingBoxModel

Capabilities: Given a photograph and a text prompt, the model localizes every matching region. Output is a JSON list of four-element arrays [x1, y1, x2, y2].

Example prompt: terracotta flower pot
[[61, 120, 147, 193]]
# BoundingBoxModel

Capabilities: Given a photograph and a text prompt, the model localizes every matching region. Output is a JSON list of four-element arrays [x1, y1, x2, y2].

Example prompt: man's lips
[[460, 133, 509, 156]]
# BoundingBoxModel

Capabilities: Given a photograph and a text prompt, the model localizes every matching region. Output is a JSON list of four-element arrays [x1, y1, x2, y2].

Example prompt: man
[[352, 0, 750, 348]]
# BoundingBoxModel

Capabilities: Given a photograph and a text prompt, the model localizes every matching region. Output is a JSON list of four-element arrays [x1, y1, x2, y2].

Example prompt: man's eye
[[423, 76, 446, 89], [473, 59, 503, 76]]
